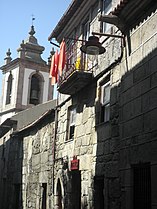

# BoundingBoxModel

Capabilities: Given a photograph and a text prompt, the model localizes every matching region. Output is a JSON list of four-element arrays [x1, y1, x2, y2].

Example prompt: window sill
[[64, 138, 74, 143]]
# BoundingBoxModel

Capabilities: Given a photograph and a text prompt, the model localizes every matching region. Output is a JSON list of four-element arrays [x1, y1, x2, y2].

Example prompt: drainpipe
[[52, 96, 59, 195]]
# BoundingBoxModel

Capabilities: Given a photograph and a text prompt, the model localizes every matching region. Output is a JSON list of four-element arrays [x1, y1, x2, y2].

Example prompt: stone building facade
[[48, 0, 157, 209], [0, 100, 56, 209]]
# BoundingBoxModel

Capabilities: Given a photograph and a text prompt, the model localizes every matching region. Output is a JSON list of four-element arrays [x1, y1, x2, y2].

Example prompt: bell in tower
[[29, 74, 40, 105]]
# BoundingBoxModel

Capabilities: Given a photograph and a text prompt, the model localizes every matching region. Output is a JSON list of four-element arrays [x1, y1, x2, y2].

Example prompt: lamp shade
[[80, 36, 106, 55]]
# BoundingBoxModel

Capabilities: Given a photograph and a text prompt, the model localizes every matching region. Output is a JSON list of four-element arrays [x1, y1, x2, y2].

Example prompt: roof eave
[[48, 0, 84, 41]]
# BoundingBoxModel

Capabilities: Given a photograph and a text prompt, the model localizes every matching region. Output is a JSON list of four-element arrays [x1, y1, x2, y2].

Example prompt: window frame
[[82, 17, 90, 68], [101, 0, 112, 33], [6, 73, 13, 105], [100, 79, 110, 123], [82, 18, 90, 41], [66, 106, 77, 141]]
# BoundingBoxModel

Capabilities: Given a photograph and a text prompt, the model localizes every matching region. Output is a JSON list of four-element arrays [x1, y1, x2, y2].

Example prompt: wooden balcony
[[57, 41, 96, 95]]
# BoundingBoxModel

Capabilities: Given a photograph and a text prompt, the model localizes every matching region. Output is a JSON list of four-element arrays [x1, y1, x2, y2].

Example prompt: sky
[[0, 0, 72, 97]]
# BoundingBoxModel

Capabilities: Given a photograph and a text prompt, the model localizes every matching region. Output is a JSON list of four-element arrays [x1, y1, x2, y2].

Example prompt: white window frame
[[6, 73, 13, 105], [101, 80, 110, 122], [102, 0, 112, 33], [67, 106, 76, 140], [83, 19, 90, 41]]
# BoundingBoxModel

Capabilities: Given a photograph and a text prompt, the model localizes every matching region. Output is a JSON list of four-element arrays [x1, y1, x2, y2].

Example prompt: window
[[82, 18, 91, 70], [6, 73, 13, 104], [103, 0, 112, 13], [83, 19, 90, 41], [67, 106, 76, 140], [29, 74, 40, 105], [100, 80, 110, 123], [101, 0, 112, 33], [133, 163, 151, 209]]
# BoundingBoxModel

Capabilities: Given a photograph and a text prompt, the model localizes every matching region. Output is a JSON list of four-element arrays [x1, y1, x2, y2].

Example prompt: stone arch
[[54, 171, 65, 209]]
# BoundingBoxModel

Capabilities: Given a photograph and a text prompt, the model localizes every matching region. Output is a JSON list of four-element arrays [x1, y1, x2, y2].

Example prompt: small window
[[103, 0, 112, 13], [133, 163, 151, 209], [6, 73, 13, 105], [101, 0, 112, 33], [83, 19, 90, 41], [82, 18, 91, 70], [67, 106, 76, 141], [100, 80, 110, 123]]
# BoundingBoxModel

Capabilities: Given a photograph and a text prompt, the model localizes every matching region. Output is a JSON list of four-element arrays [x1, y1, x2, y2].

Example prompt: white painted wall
[[12, 67, 19, 105], [42, 71, 49, 102], [0, 111, 16, 125]]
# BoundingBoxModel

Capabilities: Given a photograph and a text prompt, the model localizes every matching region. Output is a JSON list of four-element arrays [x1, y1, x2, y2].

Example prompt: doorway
[[94, 176, 104, 209], [57, 179, 62, 209], [71, 171, 81, 209]]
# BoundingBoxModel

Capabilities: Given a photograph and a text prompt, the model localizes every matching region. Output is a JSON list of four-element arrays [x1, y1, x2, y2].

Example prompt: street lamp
[[80, 36, 106, 55], [80, 32, 124, 55]]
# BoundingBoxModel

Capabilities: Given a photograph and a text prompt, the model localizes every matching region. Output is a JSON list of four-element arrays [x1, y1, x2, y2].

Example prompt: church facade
[[0, 25, 53, 124]]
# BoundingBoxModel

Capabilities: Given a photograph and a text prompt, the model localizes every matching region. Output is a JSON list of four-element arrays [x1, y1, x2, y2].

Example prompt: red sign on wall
[[70, 156, 79, 170]]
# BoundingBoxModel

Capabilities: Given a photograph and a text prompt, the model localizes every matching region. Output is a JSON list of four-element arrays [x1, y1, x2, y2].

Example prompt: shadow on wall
[[94, 43, 157, 208], [0, 109, 55, 209], [0, 135, 23, 209]]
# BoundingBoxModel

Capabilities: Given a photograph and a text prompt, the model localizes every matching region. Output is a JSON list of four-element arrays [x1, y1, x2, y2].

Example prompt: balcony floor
[[58, 70, 93, 95]]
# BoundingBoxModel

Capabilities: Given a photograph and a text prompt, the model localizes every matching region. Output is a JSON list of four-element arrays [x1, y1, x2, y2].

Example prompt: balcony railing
[[58, 39, 97, 94]]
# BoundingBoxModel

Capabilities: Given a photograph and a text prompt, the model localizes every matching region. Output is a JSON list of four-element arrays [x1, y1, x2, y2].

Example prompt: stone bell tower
[[0, 25, 53, 124]]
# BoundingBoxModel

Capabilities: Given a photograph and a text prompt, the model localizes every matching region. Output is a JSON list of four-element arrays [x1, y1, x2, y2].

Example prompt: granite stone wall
[[53, 3, 157, 209], [0, 113, 55, 209]]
